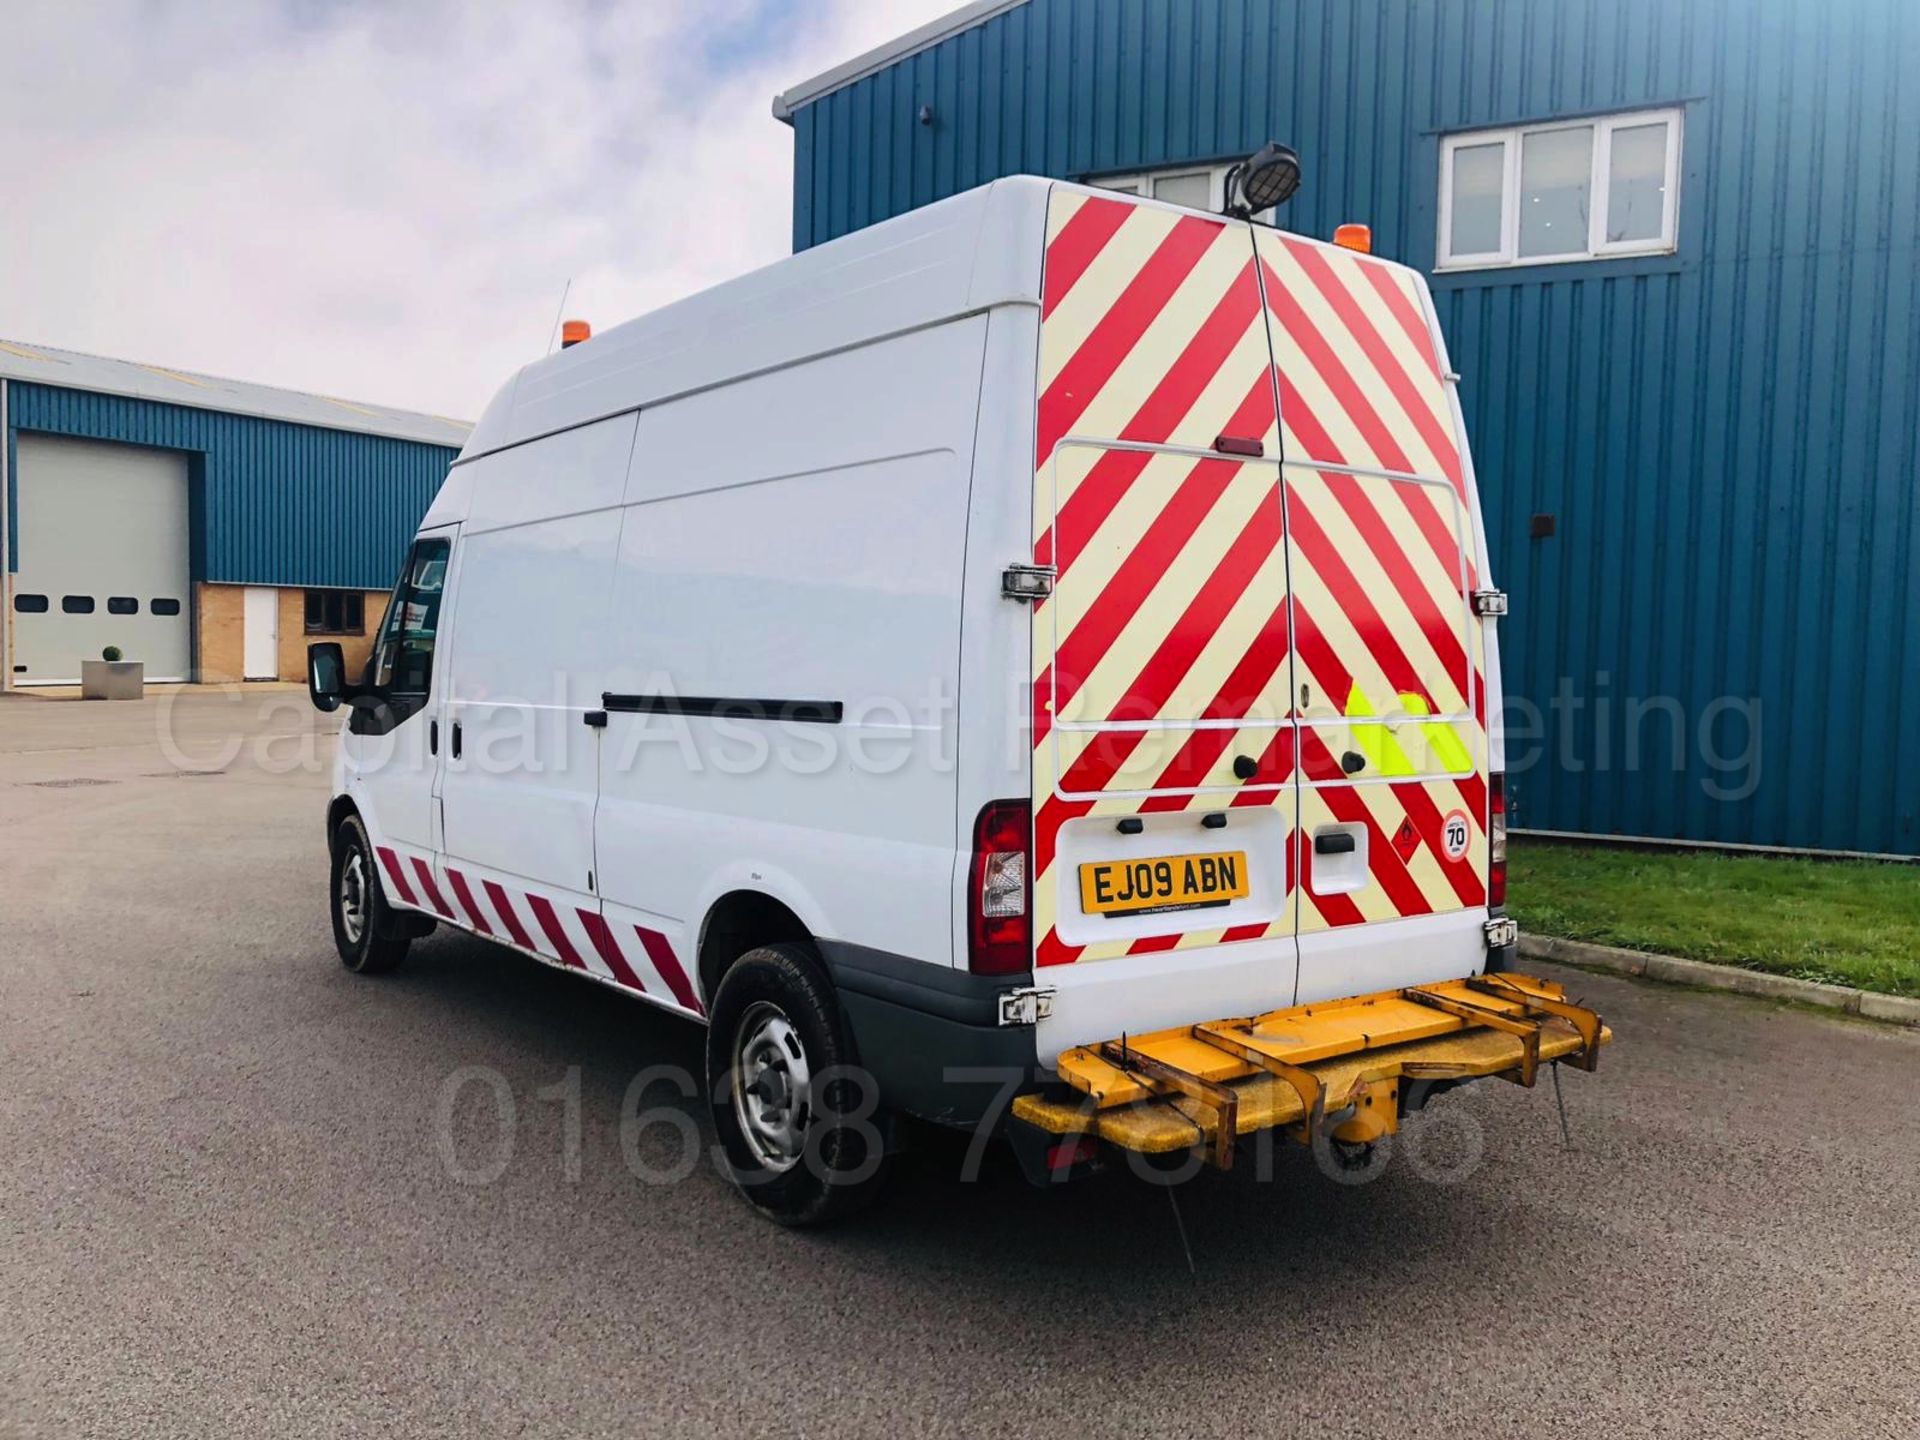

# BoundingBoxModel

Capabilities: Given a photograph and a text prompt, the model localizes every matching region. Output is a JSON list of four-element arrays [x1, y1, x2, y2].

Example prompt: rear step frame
[[1009, 972, 1608, 1170], [1098, 1041, 1239, 1170]]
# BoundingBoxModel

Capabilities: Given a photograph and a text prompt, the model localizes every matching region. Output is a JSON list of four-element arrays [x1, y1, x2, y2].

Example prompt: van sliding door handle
[[583, 710, 608, 729], [451, 722, 462, 759], [429, 720, 438, 755]]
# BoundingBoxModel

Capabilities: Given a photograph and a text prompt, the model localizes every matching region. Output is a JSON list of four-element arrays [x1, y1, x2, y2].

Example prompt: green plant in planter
[[101, 645, 123, 663]]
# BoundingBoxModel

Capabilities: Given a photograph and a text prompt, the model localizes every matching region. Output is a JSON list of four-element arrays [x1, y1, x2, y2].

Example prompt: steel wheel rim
[[731, 1001, 812, 1174], [340, 847, 369, 946]]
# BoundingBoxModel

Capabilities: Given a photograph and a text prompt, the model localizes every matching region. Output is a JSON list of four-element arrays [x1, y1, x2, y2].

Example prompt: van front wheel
[[706, 945, 888, 1226], [330, 813, 411, 975]]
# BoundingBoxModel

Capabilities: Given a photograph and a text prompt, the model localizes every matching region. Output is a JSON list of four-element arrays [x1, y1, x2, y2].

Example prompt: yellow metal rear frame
[[1010, 973, 1609, 1164]]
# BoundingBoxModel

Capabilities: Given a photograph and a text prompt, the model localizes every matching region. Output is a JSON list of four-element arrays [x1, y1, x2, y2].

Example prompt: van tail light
[[968, 799, 1032, 975], [1488, 773, 1508, 909]]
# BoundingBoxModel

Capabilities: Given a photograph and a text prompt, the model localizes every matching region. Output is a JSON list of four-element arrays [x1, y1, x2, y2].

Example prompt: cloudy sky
[[0, 0, 957, 420]]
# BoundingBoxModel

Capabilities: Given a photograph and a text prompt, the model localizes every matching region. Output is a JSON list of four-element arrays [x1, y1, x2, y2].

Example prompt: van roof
[[460, 176, 1056, 460], [458, 177, 1428, 463]]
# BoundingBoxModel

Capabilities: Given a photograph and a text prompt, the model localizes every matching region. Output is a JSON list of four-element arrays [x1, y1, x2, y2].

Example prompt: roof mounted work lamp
[[1224, 142, 1301, 218]]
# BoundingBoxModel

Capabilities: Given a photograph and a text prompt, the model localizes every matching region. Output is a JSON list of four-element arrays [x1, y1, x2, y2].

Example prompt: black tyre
[[706, 943, 888, 1226], [330, 813, 412, 975]]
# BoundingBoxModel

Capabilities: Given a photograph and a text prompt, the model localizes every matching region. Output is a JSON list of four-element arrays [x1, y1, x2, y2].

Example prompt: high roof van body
[[310, 176, 1605, 1223]]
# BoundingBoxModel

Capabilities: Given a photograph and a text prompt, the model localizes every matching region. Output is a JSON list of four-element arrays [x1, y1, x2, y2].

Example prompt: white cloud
[[0, 0, 961, 419]]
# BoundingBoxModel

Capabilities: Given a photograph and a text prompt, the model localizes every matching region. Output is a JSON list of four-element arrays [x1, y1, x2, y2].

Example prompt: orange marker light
[[560, 318, 592, 348], [1332, 223, 1372, 254]]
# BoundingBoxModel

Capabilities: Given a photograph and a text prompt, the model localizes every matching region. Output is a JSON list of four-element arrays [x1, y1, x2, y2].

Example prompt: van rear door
[[1251, 229, 1489, 1001], [1028, 189, 1298, 1052]]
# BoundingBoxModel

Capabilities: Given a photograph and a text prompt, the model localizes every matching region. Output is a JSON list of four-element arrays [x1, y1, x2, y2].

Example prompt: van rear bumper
[[817, 942, 1040, 1128]]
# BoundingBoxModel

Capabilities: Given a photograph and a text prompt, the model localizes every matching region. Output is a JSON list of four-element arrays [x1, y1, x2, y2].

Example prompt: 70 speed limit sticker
[[1439, 810, 1472, 862]]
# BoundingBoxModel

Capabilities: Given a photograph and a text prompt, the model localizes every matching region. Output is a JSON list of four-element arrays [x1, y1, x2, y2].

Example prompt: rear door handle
[[429, 719, 439, 755], [1315, 832, 1357, 856], [451, 721, 462, 759]]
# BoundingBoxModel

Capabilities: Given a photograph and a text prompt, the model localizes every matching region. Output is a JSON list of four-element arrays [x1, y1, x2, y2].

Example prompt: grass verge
[[1508, 841, 1920, 999]]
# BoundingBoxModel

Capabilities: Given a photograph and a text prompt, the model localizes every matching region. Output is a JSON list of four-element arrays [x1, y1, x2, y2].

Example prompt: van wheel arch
[[698, 890, 816, 1005], [326, 795, 360, 851]]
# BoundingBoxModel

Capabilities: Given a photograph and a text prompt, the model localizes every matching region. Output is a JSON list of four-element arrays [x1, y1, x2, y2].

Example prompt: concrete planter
[[80, 660, 145, 701]]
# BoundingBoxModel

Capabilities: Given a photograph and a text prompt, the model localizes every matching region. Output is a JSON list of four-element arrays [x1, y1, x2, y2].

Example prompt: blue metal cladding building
[[1, 341, 465, 686], [778, 0, 1920, 857]]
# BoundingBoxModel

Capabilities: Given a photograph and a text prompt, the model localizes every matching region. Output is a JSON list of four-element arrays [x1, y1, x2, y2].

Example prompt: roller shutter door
[[11, 434, 192, 684]]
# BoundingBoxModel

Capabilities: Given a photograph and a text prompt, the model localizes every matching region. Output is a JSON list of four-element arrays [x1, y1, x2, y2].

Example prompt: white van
[[309, 171, 1605, 1224]]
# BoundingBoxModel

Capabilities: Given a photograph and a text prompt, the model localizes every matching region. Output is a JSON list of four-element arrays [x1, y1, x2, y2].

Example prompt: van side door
[[429, 415, 636, 980]]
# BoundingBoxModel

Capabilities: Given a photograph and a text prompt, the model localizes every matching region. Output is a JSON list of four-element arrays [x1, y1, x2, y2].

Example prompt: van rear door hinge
[[1002, 564, 1055, 602], [1483, 916, 1519, 949], [998, 986, 1056, 1027], [1471, 589, 1508, 617]]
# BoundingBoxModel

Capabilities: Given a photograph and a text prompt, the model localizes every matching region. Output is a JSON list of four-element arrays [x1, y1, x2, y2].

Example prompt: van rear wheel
[[330, 813, 411, 975], [706, 944, 888, 1226]]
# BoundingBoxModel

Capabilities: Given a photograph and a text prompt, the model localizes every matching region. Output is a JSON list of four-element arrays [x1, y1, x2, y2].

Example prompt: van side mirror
[[308, 642, 348, 712]]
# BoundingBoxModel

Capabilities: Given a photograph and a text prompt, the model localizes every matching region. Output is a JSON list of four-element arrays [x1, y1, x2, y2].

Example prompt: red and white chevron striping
[[374, 844, 702, 1015]]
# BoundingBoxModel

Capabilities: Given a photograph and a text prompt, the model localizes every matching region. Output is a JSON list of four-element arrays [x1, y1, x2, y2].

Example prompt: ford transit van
[[309, 175, 1606, 1225]]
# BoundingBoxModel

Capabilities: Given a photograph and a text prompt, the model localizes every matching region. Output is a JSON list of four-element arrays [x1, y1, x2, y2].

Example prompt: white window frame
[[1093, 163, 1276, 224], [1436, 107, 1682, 271]]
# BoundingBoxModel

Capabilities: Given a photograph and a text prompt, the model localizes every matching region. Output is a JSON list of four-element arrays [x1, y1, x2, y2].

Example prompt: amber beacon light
[[1332, 223, 1373, 254], [560, 318, 592, 348]]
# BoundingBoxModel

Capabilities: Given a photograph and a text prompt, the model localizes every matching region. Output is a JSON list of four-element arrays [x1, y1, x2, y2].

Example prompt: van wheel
[[330, 814, 411, 975], [706, 944, 888, 1226]]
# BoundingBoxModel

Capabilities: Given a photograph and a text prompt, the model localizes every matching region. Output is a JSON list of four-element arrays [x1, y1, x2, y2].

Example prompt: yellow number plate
[[1078, 851, 1249, 917]]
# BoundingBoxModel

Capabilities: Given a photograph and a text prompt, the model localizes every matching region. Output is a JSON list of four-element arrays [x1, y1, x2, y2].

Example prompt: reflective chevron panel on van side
[[372, 841, 705, 1016]]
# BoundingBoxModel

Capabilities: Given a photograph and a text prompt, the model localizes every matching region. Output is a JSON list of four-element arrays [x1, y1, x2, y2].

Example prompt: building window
[[150, 598, 182, 616], [62, 595, 95, 614], [1091, 163, 1277, 224], [305, 589, 365, 635], [108, 596, 138, 615], [13, 593, 49, 613], [1438, 107, 1682, 270]]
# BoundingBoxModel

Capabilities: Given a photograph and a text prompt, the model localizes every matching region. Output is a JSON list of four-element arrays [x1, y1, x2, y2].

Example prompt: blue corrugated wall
[[789, 0, 1920, 856], [5, 383, 456, 591]]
